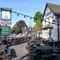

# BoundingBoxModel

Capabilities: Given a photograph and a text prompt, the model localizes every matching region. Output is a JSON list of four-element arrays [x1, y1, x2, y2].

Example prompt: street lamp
[[53, 17, 60, 48], [56, 17, 60, 48]]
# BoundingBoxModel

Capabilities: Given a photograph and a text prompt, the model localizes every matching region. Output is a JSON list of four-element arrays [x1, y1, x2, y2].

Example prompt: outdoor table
[[47, 41, 60, 47], [35, 45, 53, 59], [31, 42, 40, 46], [36, 45, 52, 51], [30, 42, 40, 48]]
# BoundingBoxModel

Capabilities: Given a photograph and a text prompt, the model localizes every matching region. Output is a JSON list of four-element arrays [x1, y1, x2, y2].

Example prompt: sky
[[0, 0, 60, 28]]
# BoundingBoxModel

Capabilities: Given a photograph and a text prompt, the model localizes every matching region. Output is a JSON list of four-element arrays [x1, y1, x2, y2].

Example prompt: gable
[[47, 3, 60, 15], [42, 5, 56, 27], [45, 7, 51, 17], [44, 6, 53, 19]]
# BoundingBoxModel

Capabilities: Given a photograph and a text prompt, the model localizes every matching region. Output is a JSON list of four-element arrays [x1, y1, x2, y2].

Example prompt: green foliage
[[34, 11, 43, 23], [33, 20, 42, 30], [33, 11, 43, 30], [11, 20, 27, 34], [11, 23, 20, 34]]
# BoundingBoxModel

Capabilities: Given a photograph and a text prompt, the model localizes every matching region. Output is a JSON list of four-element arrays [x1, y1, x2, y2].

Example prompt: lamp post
[[52, 18, 60, 48], [57, 22, 59, 48], [57, 18, 60, 48]]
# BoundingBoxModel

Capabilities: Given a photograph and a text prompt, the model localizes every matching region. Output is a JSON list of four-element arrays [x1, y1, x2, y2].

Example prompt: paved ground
[[11, 42, 31, 60], [10, 42, 60, 60]]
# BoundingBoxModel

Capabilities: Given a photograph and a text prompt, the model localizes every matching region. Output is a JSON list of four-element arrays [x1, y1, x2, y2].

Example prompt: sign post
[[1, 26, 10, 36], [0, 8, 12, 44]]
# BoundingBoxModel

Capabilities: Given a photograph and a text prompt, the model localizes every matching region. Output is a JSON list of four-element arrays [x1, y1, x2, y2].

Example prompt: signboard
[[1, 8, 12, 21], [1, 26, 10, 36], [0, 21, 12, 25]]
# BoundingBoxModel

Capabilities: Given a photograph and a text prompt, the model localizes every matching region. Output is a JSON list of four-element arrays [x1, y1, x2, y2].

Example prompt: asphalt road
[[11, 42, 31, 60]]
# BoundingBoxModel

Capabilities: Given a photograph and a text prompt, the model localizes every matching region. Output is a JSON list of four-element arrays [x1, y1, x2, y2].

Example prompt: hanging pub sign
[[1, 8, 12, 21]]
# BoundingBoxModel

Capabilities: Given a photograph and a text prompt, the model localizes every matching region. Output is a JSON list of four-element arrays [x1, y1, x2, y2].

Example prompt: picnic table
[[36, 45, 52, 51], [35, 45, 57, 60], [30, 42, 40, 45], [26, 42, 40, 51], [31, 42, 40, 48]]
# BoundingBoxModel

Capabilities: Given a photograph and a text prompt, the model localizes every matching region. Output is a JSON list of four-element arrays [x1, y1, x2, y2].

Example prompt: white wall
[[42, 7, 55, 27], [42, 6, 58, 41], [42, 29, 49, 39]]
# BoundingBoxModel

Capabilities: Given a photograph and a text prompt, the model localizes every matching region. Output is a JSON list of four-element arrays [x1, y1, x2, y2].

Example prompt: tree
[[11, 23, 20, 34], [34, 11, 43, 23], [11, 20, 27, 34], [18, 20, 27, 33], [18, 20, 27, 27], [33, 11, 43, 30], [33, 20, 42, 30]]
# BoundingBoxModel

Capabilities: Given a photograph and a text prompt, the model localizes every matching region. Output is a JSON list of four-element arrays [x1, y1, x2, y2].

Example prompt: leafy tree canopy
[[34, 11, 43, 23], [11, 23, 20, 34], [33, 20, 42, 30], [11, 20, 27, 34]]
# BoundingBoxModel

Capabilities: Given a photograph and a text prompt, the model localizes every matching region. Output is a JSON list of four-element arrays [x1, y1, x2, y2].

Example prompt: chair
[[42, 54, 49, 60], [48, 53, 57, 60], [52, 47, 59, 53], [31, 53, 37, 60]]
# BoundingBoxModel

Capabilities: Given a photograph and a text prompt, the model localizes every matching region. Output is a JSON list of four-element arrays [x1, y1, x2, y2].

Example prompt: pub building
[[42, 3, 60, 46]]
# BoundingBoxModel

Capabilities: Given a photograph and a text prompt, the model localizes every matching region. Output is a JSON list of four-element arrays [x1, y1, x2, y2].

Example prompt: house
[[32, 29, 42, 38], [22, 26, 32, 37], [42, 3, 60, 41]]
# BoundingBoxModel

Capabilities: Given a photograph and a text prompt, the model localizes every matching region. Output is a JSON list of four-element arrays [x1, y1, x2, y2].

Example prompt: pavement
[[10, 42, 60, 60], [11, 42, 31, 60]]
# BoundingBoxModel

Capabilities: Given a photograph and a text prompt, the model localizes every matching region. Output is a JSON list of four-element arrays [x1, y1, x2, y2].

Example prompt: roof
[[47, 3, 60, 15], [42, 2, 60, 21]]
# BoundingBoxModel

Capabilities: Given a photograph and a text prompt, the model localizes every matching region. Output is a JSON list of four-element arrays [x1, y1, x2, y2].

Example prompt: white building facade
[[42, 3, 60, 41]]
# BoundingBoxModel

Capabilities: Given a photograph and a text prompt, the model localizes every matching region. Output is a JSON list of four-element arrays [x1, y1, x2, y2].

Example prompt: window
[[48, 17, 50, 20], [45, 11, 51, 17], [51, 16, 54, 19], [53, 20, 55, 22]]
